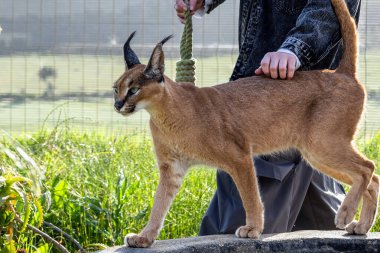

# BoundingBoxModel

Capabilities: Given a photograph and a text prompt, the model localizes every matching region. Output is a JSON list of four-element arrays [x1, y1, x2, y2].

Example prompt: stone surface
[[96, 230, 380, 253]]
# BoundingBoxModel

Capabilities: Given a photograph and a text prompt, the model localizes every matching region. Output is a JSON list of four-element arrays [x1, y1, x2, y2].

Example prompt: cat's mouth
[[126, 105, 136, 113], [120, 104, 136, 115]]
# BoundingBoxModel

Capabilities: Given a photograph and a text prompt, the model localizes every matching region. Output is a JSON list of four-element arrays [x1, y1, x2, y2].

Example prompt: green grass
[[0, 127, 216, 252], [1, 126, 380, 252], [357, 131, 380, 230]]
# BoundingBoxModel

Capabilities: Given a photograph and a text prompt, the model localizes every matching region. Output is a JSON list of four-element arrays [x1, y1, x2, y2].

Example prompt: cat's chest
[[154, 131, 206, 163], [166, 134, 198, 156], [149, 119, 216, 165]]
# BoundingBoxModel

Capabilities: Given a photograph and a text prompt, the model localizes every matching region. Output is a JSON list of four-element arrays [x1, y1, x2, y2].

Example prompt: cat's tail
[[330, 0, 358, 77]]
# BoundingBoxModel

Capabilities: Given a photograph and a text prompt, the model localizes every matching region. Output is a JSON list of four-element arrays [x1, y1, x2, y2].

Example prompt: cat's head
[[113, 32, 173, 116]]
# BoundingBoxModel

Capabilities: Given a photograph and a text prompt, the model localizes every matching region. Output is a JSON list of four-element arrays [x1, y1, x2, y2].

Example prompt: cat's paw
[[124, 233, 154, 248], [335, 203, 356, 229], [345, 221, 370, 235], [235, 225, 262, 239]]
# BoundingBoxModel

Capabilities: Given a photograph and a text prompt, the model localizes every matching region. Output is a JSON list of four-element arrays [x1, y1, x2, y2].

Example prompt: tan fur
[[114, 0, 379, 248]]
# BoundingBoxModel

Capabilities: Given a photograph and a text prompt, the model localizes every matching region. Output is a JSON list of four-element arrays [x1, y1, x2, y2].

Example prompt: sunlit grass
[[1, 126, 380, 252], [1, 127, 216, 252]]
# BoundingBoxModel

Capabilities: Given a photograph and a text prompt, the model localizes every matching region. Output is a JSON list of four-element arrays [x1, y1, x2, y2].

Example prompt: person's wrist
[[194, 0, 208, 17], [277, 49, 301, 70]]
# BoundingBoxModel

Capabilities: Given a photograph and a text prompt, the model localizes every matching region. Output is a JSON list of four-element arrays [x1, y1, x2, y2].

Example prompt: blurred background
[[0, 0, 379, 137]]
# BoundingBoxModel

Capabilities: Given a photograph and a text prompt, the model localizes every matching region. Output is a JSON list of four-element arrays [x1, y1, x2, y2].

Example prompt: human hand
[[175, 0, 205, 23], [255, 52, 298, 80]]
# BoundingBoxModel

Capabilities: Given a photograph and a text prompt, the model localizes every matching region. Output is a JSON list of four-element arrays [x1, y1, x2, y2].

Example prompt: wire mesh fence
[[0, 0, 379, 137]]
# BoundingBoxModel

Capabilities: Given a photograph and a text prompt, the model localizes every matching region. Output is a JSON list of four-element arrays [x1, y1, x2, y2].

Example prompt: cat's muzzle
[[114, 100, 124, 111]]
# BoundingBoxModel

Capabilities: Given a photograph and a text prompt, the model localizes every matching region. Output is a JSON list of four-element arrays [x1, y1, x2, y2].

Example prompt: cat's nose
[[114, 100, 124, 111]]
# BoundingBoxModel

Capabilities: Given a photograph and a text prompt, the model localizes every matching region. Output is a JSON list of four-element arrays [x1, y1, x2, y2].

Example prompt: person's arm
[[175, 0, 225, 23], [256, 0, 360, 80], [279, 0, 360, 69], [204, 0, 226, 14]]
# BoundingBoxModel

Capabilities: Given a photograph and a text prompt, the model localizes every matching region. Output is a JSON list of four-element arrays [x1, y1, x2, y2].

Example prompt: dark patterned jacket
[[205, 0, 361, 80]]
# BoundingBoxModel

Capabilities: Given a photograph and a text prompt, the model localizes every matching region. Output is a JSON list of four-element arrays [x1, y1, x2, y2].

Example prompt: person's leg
[[292, 171, 345, 231], [199, 169, 246, 235], [200, 151, 324, 235]]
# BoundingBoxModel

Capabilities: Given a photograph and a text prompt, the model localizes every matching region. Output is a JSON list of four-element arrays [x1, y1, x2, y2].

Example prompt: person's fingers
[[176, 0, 187, 12], [278, 56, 288, 80], [175, 0, 186, 23], [177, 12, 185, 19], [176, 12, 185, 23], [195, 0, 205, 11], [189, 0, 198, 11], [260, 53, 271, 76], [260, 52, 299, 79], [176, 0, 204, 23], [255, 66, 264, 76], [269, 54, 280, 79], [287, 56, 296, 80], [179, 17, 185, 23]]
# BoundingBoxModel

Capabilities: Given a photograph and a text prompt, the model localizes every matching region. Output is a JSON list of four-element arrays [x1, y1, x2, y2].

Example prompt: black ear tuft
[[124, 31, 141, 70], [125, 31, 137, 46], [144, 35, 173, 81], [158, 35, 174, 46]]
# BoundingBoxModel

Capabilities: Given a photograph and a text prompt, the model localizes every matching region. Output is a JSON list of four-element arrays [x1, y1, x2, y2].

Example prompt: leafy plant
[[0, 135, 44, 252], [0, 133, 73, 253]]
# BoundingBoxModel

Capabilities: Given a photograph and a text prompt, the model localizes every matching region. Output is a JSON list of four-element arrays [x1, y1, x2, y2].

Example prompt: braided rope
[[175, 1, 196, 84]]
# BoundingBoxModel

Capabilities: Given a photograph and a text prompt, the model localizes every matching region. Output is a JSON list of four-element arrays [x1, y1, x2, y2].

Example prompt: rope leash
[[175, 0, 196, 85]]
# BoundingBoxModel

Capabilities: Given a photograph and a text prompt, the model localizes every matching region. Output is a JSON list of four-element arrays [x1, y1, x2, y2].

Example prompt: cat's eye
[[113, 87, 118, 95], [129, 87, 140, 95]]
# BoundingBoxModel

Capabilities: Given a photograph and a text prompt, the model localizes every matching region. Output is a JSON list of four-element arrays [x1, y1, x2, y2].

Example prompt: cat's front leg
[[125, 160, 187, 248], [225, 156, 264, 239]]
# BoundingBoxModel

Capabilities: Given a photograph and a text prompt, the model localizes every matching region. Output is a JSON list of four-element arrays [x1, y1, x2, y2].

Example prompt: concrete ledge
[[97, 230, 380, 253]]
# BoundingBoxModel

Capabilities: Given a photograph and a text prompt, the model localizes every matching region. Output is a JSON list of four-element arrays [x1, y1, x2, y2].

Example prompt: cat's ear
[[144, 35, 173, 82], [124, 31, 141, 70]]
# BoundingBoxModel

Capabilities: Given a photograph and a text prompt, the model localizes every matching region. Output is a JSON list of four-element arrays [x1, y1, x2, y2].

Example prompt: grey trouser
[[199, 151, 345, 235]]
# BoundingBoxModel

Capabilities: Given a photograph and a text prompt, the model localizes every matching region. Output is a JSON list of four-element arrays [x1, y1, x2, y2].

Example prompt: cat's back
[[210, 70, 362, 103]]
